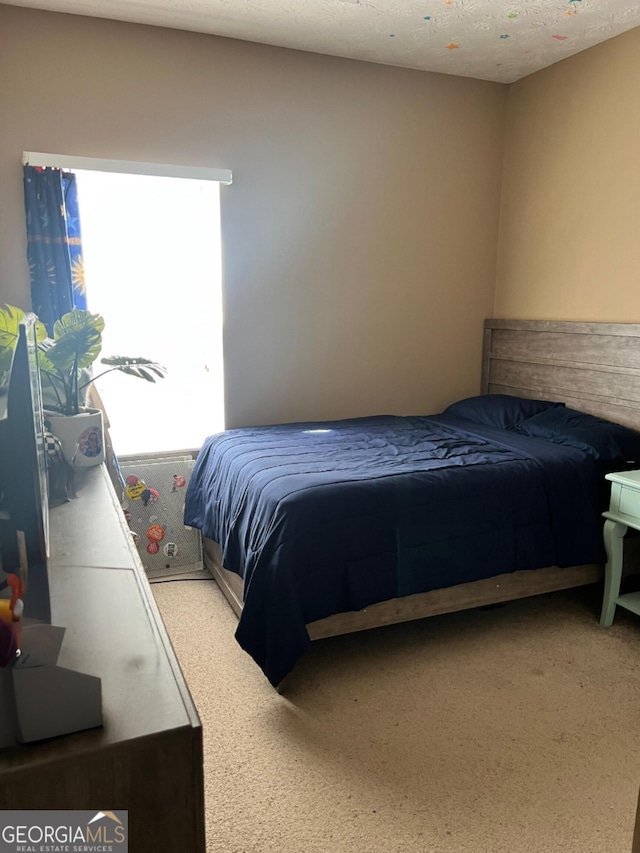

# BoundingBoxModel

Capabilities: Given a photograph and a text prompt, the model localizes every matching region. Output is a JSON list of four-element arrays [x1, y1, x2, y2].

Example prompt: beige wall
[[495, 27, 640, 322], [0, 5, 507, 428]]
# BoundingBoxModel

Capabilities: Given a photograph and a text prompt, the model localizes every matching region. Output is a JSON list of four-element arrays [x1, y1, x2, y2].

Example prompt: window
[[73, 169, 225, 456]]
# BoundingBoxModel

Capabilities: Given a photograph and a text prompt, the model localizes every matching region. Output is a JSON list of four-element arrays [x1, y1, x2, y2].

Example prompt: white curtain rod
[[22, 152, 233, 185]]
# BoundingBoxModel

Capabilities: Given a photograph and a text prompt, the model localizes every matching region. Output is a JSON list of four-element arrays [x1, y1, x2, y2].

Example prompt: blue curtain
[[23, 166, 86, 332], [62, 172, 87, 312]]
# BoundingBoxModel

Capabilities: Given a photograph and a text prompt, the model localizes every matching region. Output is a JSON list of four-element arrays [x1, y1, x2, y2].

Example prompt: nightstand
[[601, 469, 640, 627]]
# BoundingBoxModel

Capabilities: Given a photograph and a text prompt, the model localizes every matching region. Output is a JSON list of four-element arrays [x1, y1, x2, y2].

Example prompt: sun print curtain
[[23, 166, 86, 333], [62, 172, 87, 312]]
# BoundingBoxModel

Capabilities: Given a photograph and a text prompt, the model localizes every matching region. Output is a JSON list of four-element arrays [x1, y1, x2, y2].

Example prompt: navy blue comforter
[[184, 414, 604, 685]]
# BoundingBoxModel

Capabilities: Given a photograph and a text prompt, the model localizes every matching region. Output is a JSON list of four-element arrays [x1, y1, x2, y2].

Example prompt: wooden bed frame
[[204, 318, 640, 642]]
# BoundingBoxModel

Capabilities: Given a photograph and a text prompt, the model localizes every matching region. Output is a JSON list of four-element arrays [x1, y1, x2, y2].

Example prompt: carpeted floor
[[152, 577, 640, 853]]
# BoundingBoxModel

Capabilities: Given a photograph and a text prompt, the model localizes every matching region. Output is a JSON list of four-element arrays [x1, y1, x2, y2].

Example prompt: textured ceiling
[[5, 0, 640, 83]]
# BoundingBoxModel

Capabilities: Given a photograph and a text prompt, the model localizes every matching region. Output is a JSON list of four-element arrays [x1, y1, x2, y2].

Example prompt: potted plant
[[37, 309, 166, 467]]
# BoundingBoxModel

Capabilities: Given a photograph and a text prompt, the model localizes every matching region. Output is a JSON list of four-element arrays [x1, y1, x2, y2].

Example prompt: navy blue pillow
[[514, 406, 640, 464], [442, 394, 564, 430]]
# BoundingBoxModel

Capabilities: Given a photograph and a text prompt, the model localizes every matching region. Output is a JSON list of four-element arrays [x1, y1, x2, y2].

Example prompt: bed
[[184, 319, 640, 687]]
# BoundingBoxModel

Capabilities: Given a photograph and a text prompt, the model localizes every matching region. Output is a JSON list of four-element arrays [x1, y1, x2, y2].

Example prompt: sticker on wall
[[146, 524, 166, 543], [141, 487, 160, 506], [163, 542, 179, 558], [172, 475, 186, 491], [78, 426, 102, 459], [146, 541, 160, 555], [125, 475, 146, 501]]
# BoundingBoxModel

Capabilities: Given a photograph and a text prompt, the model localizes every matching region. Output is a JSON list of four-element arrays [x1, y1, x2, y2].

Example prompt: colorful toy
[[0, 574, 24, 662], [0, 574, 25, 624]]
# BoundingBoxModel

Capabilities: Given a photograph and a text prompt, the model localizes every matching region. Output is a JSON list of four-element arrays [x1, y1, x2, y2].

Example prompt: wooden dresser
[[0, 465, 205, 853]]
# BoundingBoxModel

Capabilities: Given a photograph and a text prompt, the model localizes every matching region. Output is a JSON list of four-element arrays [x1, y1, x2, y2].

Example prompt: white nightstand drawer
[[618, 486, 640, 521]]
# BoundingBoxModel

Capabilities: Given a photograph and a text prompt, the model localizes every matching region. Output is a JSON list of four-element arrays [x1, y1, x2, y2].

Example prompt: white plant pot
[[44, 408, 105, 468]]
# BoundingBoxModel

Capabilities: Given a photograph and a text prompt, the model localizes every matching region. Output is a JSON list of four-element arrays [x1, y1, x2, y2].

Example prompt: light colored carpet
[[152, 578, 640, 853]]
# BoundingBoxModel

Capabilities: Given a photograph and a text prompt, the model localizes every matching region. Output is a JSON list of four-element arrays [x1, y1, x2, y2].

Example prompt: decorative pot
[[44, 408, 105, 468]]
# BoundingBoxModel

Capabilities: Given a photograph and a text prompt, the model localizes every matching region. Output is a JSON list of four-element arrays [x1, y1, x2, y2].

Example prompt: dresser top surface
[[606, 470, 640, 488], [0, 466, 200, 770]]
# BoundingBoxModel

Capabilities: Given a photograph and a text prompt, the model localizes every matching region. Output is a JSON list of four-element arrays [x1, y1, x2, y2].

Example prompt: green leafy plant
[[37, 309, 166, 416], [0, 304, 47, 390]]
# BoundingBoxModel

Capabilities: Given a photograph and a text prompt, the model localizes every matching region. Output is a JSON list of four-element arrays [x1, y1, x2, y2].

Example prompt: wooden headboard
[[482, 319, 640, 431]]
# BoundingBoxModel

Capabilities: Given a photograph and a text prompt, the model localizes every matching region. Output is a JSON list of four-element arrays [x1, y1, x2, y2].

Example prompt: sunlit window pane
[[74, 170, 224, 456]]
